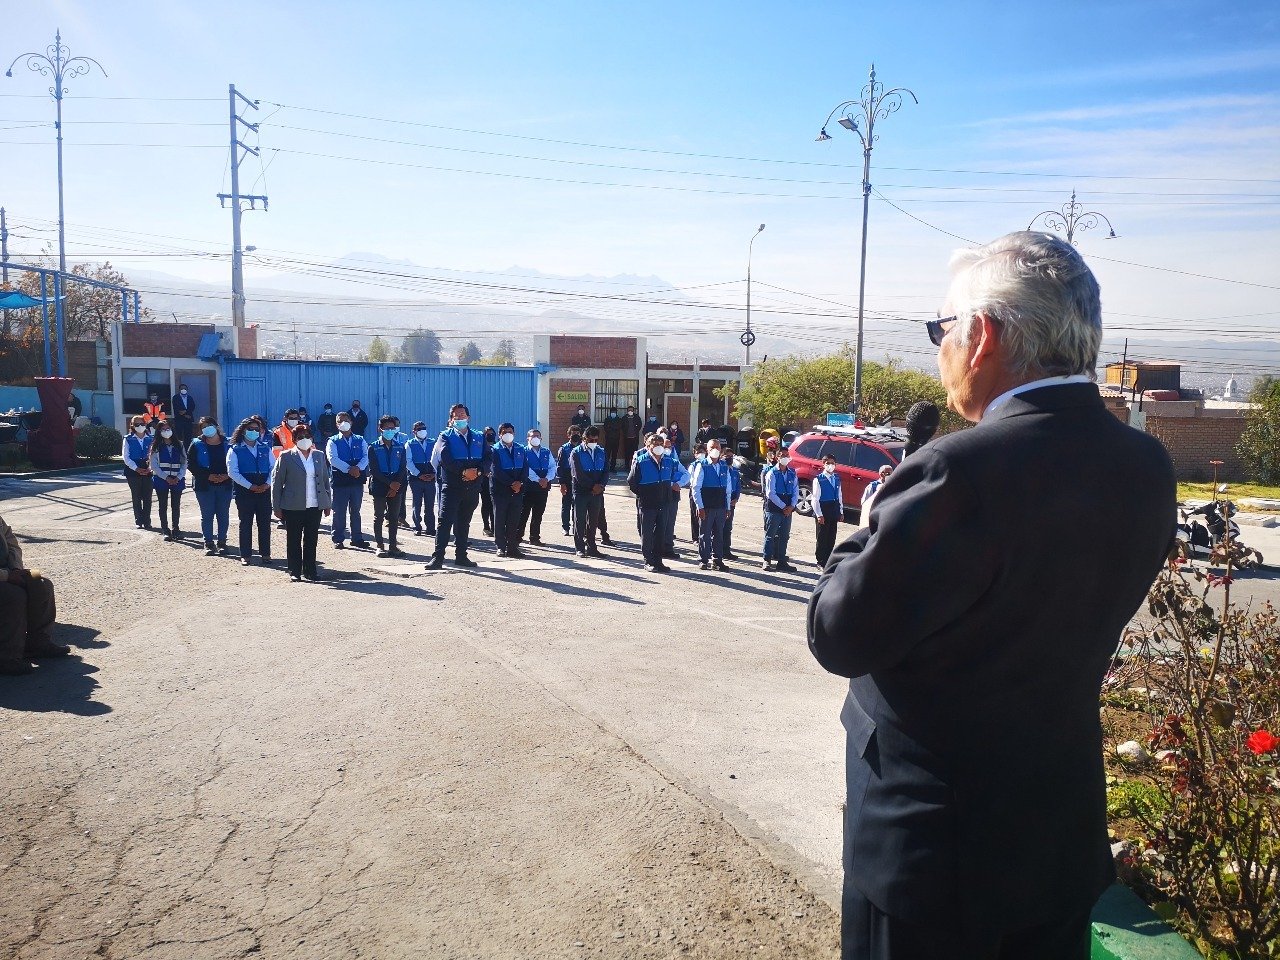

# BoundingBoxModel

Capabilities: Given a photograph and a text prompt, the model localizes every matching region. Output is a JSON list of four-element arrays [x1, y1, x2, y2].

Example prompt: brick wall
[[239, 325, 259, 360], [549, 335, 636, 371], [549, 378, 590, 445], [1145, 414, 1247, 481], [66, 340, 110, 390], [123, 322, 214, 358]]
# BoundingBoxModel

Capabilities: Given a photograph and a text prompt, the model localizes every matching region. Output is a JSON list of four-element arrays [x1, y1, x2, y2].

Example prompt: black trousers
[[573, 492, 604, 552], [373, 492, 401, 548], [125, 471, 153, 526], [689, 491, 700, 541], [493, 487, 525, 552], [560, 487, 573, 532], [0, 577, 56, 661], [283, 507, 322, 578], [479, 483, 494, 532], [235, 488, 273, 558], [605, 436, 621, 471], [621, 436, 638, 465], [816, 500, 841, 566], [435, 483, 480, 559], [409, 475, 437, 534], [639, 503, 665, 565], [842, 885, 1090, 960], [519, 483, 550, 542], [155, 484, 183, 533]]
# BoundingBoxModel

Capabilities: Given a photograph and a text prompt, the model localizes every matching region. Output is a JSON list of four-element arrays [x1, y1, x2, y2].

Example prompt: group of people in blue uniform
[[121, 399, 838, 579]]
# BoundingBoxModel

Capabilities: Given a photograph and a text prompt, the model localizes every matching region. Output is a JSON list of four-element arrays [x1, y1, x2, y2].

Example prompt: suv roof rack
[[808, 424, 908, 443]]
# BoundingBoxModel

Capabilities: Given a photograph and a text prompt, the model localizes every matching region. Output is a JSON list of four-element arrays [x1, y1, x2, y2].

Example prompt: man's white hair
[[948, 231, 1102, 378]]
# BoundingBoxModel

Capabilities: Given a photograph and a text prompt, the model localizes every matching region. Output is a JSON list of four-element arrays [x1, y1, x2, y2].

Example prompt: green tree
[[725, 347, 963, 433], [457, 341, 482, 365], [1237, 376, 1280, 483], [473, 339, 517, 366], [12, 256, 150, 340], [366, 336, 391, 363], [393, 327, 442, 365]]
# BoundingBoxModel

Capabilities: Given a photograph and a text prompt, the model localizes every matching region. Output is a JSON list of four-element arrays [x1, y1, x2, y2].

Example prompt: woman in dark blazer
[[271, 424, 333, 582]]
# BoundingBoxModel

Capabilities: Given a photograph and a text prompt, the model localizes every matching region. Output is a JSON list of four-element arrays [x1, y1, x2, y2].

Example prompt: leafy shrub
[[75, 424, 122, 461], [1113, 520, 1278, 959]]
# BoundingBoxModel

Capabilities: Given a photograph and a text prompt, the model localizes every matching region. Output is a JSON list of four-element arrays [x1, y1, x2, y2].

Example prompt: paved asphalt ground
[[4, 471, 1278, 959], [0, 471, 846, 959]]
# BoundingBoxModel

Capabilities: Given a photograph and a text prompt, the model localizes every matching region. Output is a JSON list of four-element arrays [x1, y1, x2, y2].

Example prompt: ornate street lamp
[[743, 223, 765, 366], [1027, 190, 1117, 245], [818, 65, 916, 417], [7, 30, 107, 376]]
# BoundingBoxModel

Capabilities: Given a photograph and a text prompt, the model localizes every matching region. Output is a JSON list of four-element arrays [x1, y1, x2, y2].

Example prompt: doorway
[[175, 370, 216, 426]]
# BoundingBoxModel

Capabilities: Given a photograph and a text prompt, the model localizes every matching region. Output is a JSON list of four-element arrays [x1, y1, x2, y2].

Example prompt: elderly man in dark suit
[[808, 231, 1175, 960]]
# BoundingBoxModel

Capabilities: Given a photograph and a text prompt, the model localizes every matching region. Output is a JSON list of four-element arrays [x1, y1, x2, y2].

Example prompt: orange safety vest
[[142, 401, 166, 424], [274, 423, 296, 451]]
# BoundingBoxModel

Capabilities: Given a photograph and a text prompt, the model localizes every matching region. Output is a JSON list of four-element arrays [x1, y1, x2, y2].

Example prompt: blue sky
[[3, 0, 1278, 368]]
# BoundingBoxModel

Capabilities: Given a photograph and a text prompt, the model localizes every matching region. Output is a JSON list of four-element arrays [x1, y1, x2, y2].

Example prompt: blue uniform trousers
[[409, 476, 437, 534], [331, 483, 367, 545], [435, 482, 480, 559], [519, 483, 550, 542], [195, 483, 233, 545], [234, 487, 273, 558], [639, 503, 666, 566], [574, 492, 604, 552], [763, 510, 793, 562], [698, 506, 728, 563], [493, 487, 524, 552]]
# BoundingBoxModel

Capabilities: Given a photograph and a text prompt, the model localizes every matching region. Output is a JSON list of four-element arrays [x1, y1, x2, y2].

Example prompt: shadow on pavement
[[0, 624, 110, 716], [322, 573, 439, 601], [470, 568, 645, 605]]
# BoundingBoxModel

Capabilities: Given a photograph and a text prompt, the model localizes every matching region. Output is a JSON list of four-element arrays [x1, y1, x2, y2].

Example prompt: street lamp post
[[1027, 190, 1117, 245], [817, 65, 916, 418], [743, 223, 765, 366], [7, 30, 107, 377]]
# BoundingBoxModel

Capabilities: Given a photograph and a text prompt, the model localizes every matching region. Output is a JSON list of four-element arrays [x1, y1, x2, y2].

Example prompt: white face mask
[[415, 429, 429, 440], [501, 432, 515, 445], [161, 429, 173, 439], [650, 446, 663, 458], [287, 418, 299, 428], [338, 421, 352, 433], [528, 436, 542, 448], [295, 438, 313, 451], [586, 441, 599, 451], [824, 463, 836, 474], [664, 447, 674, 456], [180, 390, 188, 396], [779, 457, 791, 469], [708, 449, 722, 460], [133, 425, 147, 434]]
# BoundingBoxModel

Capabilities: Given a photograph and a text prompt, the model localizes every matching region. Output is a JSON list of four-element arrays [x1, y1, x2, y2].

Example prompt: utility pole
[[743, 223, 765, 367], [217, 84, 268, 328], [1, 206, 9, 338]]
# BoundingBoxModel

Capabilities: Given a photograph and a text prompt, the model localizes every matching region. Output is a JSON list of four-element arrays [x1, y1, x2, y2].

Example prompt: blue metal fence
[[220, 359, 542, 440]]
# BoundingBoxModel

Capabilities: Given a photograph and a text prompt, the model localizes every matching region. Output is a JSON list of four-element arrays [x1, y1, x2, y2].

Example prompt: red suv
[[787, 426, 904, 518]]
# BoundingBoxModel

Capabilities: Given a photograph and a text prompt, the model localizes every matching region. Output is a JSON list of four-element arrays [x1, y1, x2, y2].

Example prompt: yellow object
[[757, 428, 780, 458]]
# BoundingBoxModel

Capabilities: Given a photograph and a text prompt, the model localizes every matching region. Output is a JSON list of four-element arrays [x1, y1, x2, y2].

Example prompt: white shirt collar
[[983, 374, 1093, 420]]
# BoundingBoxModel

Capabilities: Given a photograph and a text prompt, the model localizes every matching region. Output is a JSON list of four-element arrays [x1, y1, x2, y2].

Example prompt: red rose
[[1246, 730, 1278, 755]]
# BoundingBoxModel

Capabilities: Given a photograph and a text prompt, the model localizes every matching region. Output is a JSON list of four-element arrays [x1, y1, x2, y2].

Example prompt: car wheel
[[795, 486, 813, 516]]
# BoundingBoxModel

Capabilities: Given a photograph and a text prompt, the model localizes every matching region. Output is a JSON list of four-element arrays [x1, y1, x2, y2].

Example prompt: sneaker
[[700, 561, 711, 570], [712, 562, 727, 572], [576, 550, 588, 558], [240, 557, 252, 566], [600, 536, 614, 546], [217, 543, 229, 555], [425, 556, 444, 570], [653, 563, 671, 573], [0, 659, 33, 676], [454, 556, 478, 569], [563, 528, 571, 536], [776, 561, 798, 573], [644, 563, 659, 573], [303, 572, 320, 583], [135, 522, 144, 530], [205, 543, 217, 556], [586, 548, 602, 558], [413, 528, 425, 537], [289, 573, 302, 582], [508, 548, 527, 559], [388, 546, 404, 556], [761, 561, 774, 571], [376, 547, 390, 558]]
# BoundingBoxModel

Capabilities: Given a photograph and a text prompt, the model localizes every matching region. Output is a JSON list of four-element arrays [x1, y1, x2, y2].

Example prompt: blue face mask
[[244, 429, 260, 442], [202, 425, 218, 438], [453, 419, 469, 433], [382, 428, 398, 441]]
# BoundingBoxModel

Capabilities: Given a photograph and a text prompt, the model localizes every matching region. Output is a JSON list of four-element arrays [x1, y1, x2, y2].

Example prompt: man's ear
[[968, 313, 1000, 370]]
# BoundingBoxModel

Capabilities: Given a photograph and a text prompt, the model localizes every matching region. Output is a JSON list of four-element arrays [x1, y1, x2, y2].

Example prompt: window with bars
[[594, 378, 639, 421]]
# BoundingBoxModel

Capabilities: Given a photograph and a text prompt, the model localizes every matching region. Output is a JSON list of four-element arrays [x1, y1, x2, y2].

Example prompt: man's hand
[[670, 482, 681, 493], [423, 472, 435, 482], [697, 508, 706, 521], [388, 482, 401, 498], [560, 484, 570, 496], [540, 479, 550, 490], [783, 506, 794, 517], [324, 509, 331, 517], [817, 515, 825, 525], [462, 467, 480, 482], [511, 481, 523, 494], [167, 477, 179, 487], [210, 473, 227, 483], [592, 483, 604, 495], [348, 466, 361, 478]]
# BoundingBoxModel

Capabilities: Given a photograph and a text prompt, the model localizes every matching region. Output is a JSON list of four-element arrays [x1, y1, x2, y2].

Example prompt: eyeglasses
[[926, 316, 956, 347]]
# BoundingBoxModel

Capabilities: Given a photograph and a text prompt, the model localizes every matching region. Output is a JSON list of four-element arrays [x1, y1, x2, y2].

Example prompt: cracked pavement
[[1, 472, 842, 959]]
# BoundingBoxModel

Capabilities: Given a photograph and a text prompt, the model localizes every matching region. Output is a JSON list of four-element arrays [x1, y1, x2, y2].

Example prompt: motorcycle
[[1176, 499, 1242, 556]]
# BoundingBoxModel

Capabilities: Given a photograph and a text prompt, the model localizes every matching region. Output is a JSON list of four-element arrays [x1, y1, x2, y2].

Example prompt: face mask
[[338, 421, 352, 433], [501, 432, 515, 445], [651, 447, 663, 458], [180, 390, 188, 396], [709, 449, 722, 460], [454, 419, 469, 433], [287, 418, 299, 428], [133, 425, 147, 434], [382, 428, 398, 441], [149, 398, 158, 404], [664, 447, 674, 456], [352, 404, 360, 410], [202, 425, 218, 438], [577, 409, 585, 415], [586, 441, 599, 451], [823, 463, 836, 475], [779, 457, 791, 469], [324, 407, 332, 413], [296, 438, 313, 451], [529, 436, 542, 448], [244, 429, 260, 442], [160, 429, 173, 439], [415, 429, 428, 440]]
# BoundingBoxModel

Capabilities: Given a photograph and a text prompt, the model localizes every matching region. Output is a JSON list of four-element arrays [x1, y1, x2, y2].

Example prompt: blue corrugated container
[[221, 359, 540, 441]]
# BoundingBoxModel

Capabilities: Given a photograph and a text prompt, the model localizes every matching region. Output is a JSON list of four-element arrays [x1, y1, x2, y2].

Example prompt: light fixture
[[815, 129, 832, 142], [838, 116, 857, 132]]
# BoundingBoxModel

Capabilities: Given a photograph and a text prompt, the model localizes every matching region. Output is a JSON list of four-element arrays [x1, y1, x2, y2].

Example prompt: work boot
[[454, 555, 478, 569], [425, 556, 444, 570]]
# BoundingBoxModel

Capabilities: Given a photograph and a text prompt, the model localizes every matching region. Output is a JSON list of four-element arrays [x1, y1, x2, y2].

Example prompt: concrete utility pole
[[217, 84, 268, 328]]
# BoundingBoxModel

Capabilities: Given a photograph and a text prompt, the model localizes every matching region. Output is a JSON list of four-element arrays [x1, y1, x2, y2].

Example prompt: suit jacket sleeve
[[271, 451, 288, 511], [807, 445, 996, 678]]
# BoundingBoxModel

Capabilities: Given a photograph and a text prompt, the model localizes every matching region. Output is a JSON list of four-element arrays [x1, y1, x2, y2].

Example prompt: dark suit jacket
[[807, 383, 1174, 935]]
